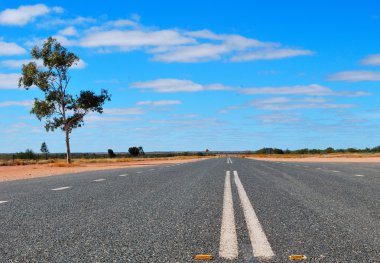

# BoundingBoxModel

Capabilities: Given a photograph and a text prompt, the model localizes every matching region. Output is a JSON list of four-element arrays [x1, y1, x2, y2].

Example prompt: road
[[0, 157, 379, 262]]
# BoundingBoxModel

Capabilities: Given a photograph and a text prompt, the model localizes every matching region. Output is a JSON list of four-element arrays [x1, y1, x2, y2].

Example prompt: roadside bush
[[108, 149, 116, 158], [128, 147, 140, 157], [14, 149, 36, 160]]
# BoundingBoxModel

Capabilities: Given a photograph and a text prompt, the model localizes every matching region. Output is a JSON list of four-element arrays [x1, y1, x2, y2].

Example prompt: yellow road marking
[[194, 254, 214, 260]]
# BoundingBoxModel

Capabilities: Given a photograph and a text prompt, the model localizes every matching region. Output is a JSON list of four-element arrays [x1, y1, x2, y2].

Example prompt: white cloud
[[254, 113, 301, 124], [103, 108, 144, 115], [72, 59, 87, 69], [0, 58, 86, 70], [0, 100, 33, 107], [73, 21, 312, 63], [240, 84, 369, 97], [231, 48, 314, 62], [250, 97, 356, 110], [328, 71, 380, 82], [79, 29, 195, 49], [131, 79, 368, 97], [0, 73, 20, 89], [131, 79, 203, 93], [360, 54, 380, 65], [0, 4, 61, 26], [85, 115, 141, 123], [58, 26, 78, 36], [136, 100, 181, 106], [0, 41, 26, 56]]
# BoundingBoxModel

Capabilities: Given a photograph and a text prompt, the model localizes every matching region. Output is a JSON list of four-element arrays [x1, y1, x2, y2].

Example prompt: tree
[[40, 142, 49, 160], [325, 147, 335, 154], [128, 147, 140, 157], [138, 146, 145, 156], [108, 149, 116, 158], [19, 37, 111, 164]]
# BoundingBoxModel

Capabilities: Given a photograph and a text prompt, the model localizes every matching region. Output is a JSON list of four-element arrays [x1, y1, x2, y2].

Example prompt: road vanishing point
[[0, 157, 379, 262]]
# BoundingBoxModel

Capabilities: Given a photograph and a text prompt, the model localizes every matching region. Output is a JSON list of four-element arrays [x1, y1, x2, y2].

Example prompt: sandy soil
[[249, 157, 380, 163], [0, 158, 206, 182]]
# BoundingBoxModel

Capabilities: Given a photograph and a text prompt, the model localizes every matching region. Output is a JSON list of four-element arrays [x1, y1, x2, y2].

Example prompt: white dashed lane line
[[137, 171, 143, 174], [119, 174, 128, 177], [331, 170, 341, 173], [51, 186, 71, 191], [0, 200, 9, 204], [93, 179, 106, 182], [219, 171, 238, 259], [233, 171, 274, 259], [354, 174, 365, 177]]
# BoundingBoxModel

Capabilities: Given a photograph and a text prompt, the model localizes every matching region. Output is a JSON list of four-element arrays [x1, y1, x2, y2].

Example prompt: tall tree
[[40, 142, 49, 160], [19, 37, 111, 164]]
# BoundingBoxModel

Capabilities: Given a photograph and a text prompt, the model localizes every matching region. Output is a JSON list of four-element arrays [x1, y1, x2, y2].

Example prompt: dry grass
[[242, 153, 380, 159], [0, 155, 211, 167]]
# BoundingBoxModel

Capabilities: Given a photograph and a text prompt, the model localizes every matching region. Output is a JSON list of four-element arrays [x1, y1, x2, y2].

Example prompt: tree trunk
[[65, 129, 71, 164]]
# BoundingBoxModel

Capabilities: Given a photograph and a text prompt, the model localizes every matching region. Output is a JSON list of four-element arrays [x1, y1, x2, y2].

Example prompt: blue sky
[[0, 1, 380, 153]]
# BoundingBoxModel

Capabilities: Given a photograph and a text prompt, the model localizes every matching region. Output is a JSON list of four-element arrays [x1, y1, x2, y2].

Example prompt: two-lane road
[[0, 158, 379, 262]]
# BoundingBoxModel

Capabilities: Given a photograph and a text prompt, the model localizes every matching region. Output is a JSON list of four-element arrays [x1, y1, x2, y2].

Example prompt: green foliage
[[40, 142, 49, 153], [18, 37, 111, 163], [138, 146, 145, 156], [15, 149, 36, 160], [108, 149, 116, 158], [128, 147, 140, 157], [325, 147, 335, 154]]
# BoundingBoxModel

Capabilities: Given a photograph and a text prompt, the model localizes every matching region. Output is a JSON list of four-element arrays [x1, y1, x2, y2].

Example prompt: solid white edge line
[[0, 201, 8, 204], [234, 171, 274, 259], [51, 186, 71, 191], [93, 179, 106, 182], [219, 171, 238, 259]]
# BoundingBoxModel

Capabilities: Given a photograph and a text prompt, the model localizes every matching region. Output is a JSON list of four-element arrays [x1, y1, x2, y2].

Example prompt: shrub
[[128, 147, 140, 157], [108, 149, 116, 158]]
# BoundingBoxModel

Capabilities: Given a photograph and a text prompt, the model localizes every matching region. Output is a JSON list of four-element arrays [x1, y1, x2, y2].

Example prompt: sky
[[0, 1, 380, 153]]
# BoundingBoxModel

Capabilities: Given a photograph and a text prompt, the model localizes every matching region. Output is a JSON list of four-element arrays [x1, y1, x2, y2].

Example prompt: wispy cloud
[[360, 54, 380, 66], [0, 40, 26, 56], [136, 100, 181, 106], [58, 26, 79, 37], [250, 97, 356, 110], [48, 18, 313, 63], [0, 4, 62, 26], [0, 73, 20, 89], [103, 108, 144, 115], [328, 70, 380, 82], [0, 59, 86, 69], [131, 78, 368, 97], [0, 100, 33, 107], [131, 79, 235, 93], [253, 113, 301, 124], [231, 48, 313, 62], [240, 84, 369, 97]]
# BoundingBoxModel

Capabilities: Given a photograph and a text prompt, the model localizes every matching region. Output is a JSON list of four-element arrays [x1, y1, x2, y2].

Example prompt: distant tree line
[[255, 146, 380, 154]]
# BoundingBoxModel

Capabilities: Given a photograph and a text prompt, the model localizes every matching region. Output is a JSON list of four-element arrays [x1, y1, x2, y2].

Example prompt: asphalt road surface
[[0, 157, 379, 262]]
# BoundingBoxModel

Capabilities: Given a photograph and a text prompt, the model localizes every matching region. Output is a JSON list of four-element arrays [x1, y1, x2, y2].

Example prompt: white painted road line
[[227, 157, 233, 164], [93, 179, 106, 182], [149, 169, 155, 171], [0, 201, 8, 204], [119, 174, 128, 177], [219, 171, 238, 259], [331, 170, 341, 173], [51, 186, 71, 191], [354, 174, 365, 177], [233, 171, 274, 259]]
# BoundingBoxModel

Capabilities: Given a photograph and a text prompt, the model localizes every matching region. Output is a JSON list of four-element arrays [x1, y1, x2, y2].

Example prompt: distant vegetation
[[254, 146, 380, 154]]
